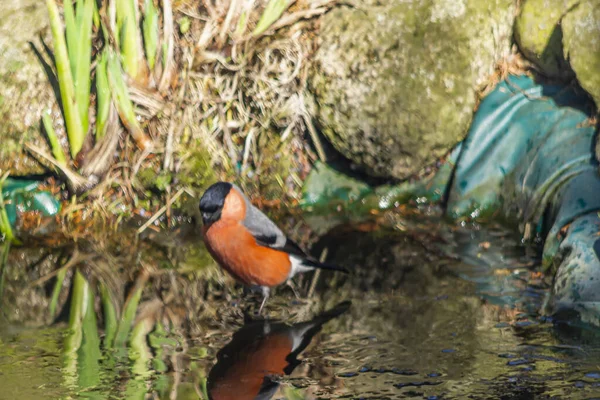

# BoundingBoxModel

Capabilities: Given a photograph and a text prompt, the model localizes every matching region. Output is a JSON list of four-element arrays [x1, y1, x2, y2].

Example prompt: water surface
[[2, 216, 600, 399]]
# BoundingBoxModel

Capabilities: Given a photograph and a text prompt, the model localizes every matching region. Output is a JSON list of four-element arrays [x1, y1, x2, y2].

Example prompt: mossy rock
[[514, 0, 577, 78], [0, 1, 54, 176], [311, 0, 514, 179], [562, 1, 600, 109]]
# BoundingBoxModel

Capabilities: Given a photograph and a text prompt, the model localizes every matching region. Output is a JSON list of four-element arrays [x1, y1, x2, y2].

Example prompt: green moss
[[514, 0, 576, 77], [176, 142, 216, 190], [562, 1, 600, 108]]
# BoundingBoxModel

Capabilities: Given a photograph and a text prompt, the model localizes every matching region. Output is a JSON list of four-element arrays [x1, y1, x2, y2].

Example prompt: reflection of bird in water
[[207, 302, 351, 400]]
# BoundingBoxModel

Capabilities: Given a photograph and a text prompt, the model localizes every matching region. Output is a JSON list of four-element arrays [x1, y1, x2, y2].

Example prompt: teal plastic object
[[544, 213, 600, 326], [2, 178, 60, 227], [301, 162, 372, 210], [447, 75, 598, 227], [302, 145, 461, 214], [445, 75, 600, 322]]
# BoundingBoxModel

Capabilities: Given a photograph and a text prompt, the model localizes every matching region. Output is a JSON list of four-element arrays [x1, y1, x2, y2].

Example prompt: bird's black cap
[[199, 182, 233, 224]]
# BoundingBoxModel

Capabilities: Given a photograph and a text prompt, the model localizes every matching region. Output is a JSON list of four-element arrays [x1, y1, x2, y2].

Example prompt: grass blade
[[158, 0, 174, 93], [116, 0, 138, 78], [78, 276, 101, 389], [42, 112, 67, 164], [100, 283, 118, 348], [95, 51, 110, 139], [49, 267, 68, 319], [67, 269, 87, 346], [253, 0, 293, 36], [46, 0, 85, 158], [63, 268, 87, 388], [93, 0, 100, 28], [0, 173, 18, 244], [113, 269, 148, 347], [142, 0, 159, 70], [63, 269, 101, 390], [73, 0, 94, 136], [129, 316, 154, 376], [117, 0, 149, 82], [63, 0, 77, 77], [107, 51, 152, 150]]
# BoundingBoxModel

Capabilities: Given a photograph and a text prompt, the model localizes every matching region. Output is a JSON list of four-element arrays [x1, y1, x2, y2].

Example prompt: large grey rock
[[562, 1, 600, 108], [311, 0, 514, 179], [514, 0, 576, 78], [0, 0, 53, 175]]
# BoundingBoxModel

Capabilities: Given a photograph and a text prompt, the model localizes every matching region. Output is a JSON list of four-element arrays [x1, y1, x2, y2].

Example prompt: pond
[[2, 214, 600, 399]]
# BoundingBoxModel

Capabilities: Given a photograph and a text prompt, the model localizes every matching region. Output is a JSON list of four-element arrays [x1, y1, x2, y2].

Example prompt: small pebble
[[390, 368, 418, 376], [515, 320, 535, 327], [393, 381, 441, 389], [498, 353, 516, 359], [506, 359, 532, 366]]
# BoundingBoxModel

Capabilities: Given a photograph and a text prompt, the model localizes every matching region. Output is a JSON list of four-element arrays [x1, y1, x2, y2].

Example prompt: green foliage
[[63, 270, 101, 390], [253, 0, 293, 36], [46, 0, 87, 158], [0, 174, 16, 243], [116, 0, 147, 81], [38, 0, 161, 191], [71, 0, 94, 136], [49, 268, 67, 319], [95, 51, 110, 140], [178, 16, 190, 34], [106, 50, 149, 150], [100, 283, 118, 348], [113, 276, 145, 348], [283, 386, 308, 400], [143, 0, 160, 69], [42, 113, 67, 164]]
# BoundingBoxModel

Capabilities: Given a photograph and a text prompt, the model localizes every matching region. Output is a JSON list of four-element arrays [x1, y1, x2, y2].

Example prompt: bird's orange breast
[[203, 220, 292, 288]]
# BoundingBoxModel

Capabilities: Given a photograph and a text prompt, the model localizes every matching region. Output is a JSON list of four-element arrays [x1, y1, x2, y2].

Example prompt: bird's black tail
[[304, 259, 349, 273]]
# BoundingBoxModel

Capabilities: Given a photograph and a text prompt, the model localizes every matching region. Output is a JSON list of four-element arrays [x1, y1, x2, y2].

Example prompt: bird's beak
[[202, 210, 221, 225]]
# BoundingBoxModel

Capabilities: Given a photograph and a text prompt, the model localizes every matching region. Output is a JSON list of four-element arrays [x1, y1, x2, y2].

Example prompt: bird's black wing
[[254, 234, 308, 258]]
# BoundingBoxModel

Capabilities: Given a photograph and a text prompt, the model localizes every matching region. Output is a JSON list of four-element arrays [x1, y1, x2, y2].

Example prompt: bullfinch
[[199, 182, 347, 313], [207, 301, 350, 400]]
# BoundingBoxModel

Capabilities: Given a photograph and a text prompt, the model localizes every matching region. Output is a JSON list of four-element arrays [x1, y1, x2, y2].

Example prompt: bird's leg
[[286, 279, 302, 300], [258, 287, 270, 315]]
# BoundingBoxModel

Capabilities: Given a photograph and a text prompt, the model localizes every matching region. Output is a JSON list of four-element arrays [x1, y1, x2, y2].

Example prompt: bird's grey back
[[233, 184, 287, 248]]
